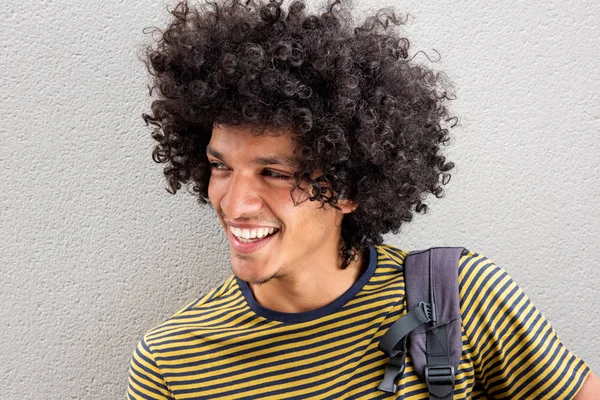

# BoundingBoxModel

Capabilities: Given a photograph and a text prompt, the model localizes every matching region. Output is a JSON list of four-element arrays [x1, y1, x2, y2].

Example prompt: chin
[[231, 257, 278, 285], [234, 269, 277, 285]]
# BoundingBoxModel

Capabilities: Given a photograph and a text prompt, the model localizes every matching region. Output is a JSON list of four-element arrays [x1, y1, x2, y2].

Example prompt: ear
[[338, 197, 358, 214], [341, 202, 358, 214]]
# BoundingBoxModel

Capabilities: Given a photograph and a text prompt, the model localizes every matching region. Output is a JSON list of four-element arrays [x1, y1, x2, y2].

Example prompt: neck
[[249, 247, 367, 313]]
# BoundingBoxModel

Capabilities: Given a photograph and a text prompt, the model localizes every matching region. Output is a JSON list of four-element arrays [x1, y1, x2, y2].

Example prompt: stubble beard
[[232, 252, 286, 285]]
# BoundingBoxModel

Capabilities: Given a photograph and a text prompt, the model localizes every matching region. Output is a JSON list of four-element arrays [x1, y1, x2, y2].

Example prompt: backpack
[[377, 247, 466, 399]]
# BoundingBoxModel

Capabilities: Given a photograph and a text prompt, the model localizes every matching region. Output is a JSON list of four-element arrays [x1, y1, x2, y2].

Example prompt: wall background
[[1, 0, 598, 398]]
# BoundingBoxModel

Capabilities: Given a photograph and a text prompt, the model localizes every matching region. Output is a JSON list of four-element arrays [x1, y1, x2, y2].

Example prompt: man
[[128, 0, 599, 398]]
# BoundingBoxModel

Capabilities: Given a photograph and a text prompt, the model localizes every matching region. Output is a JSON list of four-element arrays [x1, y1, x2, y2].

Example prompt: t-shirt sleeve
[[127, 336, 174, 400], [458, 251, 590, 399]]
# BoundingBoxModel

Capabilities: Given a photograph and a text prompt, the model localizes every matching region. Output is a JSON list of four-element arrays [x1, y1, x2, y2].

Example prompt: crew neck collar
[[236, 245, 378, 323]]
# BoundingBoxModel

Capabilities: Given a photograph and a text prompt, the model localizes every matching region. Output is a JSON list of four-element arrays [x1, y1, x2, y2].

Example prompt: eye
[[262, 169, 291, 180], [209, 161, 291, 180], [209, 162, 228, 170]]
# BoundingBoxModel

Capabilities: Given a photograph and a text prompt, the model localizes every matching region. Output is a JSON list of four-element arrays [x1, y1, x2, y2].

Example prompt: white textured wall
[[1, 0, 598, 398]]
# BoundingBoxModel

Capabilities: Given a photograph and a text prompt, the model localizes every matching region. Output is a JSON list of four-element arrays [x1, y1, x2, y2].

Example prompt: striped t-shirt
[[127, 245, 590, 399]]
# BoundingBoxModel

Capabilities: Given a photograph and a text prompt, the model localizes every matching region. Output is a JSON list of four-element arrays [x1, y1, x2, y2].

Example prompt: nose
[[219, 171, 264, 218]]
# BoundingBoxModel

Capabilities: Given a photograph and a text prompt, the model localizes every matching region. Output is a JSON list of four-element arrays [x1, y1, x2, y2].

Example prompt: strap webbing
[[378, 303, 431, 355], [425, 326, 454, 399], [377, 302, 433, 393], [377, 336, 407, 393]]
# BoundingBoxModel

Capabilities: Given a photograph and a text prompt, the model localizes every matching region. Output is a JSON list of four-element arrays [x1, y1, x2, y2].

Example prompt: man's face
[[206, 124, 353, 285]]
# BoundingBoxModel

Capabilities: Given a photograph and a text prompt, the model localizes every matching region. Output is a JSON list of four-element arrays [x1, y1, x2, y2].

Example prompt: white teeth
[[229, 226, 278, 240]]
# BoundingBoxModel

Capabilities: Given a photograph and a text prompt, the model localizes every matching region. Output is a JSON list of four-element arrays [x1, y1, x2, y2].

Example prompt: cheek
[[279, 194, 325, 227], [207, 178, 221, 206]]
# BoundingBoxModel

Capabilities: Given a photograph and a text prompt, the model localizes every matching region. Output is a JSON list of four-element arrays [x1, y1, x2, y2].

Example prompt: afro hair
[[143, 0, 456, 268]]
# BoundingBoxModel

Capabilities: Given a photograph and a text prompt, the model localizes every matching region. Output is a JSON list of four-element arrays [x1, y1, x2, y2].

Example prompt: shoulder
[[455, 249, 520, 313], [457, 250, 508, 291], [143, 275, 242, 344], [374, 244, 408, 268], [367, 244, 409, 285], [457, 249, 502, 277], [371, 245, 504, 284], [454, 250, 591, 399]]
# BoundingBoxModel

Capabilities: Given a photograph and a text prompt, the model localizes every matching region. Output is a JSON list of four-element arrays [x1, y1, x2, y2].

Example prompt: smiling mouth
[[236, 231, 278, 243]]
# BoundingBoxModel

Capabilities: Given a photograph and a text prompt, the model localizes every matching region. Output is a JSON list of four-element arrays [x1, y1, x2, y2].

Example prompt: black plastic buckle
[[377, 352, 406, 394], [388, 349, 406, 368], [425, 365, 455, 398], [418, 301, 436, 323]]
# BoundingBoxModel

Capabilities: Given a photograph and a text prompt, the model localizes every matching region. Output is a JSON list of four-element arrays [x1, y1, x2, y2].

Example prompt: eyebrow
[[206, 146, 298, 168]]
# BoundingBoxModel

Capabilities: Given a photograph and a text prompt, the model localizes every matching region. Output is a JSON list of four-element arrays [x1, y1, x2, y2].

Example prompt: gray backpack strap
[[378, 247, 464, 399]]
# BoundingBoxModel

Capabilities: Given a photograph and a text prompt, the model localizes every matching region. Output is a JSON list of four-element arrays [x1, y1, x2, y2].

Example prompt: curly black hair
[[143, 0, 455, 269]]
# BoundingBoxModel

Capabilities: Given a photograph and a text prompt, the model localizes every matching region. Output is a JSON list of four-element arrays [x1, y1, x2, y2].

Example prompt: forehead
[[208, 124, 299, 166]]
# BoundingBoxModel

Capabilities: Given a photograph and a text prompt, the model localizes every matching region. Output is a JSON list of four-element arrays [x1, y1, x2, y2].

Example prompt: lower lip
[[228, 230, 278, 254]]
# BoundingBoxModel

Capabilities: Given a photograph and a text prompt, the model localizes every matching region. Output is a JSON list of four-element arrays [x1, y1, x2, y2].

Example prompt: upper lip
[[226, 221, 279, 230]]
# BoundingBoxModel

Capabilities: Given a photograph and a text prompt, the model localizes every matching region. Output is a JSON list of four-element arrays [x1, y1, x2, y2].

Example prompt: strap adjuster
[[418, 301, 435, 323], [377, 352, 406, 394], [425, 365, 455, 398]]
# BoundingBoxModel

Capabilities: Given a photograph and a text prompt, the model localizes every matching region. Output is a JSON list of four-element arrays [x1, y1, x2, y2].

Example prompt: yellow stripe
[[160, 303, 394, 373], [127, 369, 169, 399], [546, 366, 590, 400]]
